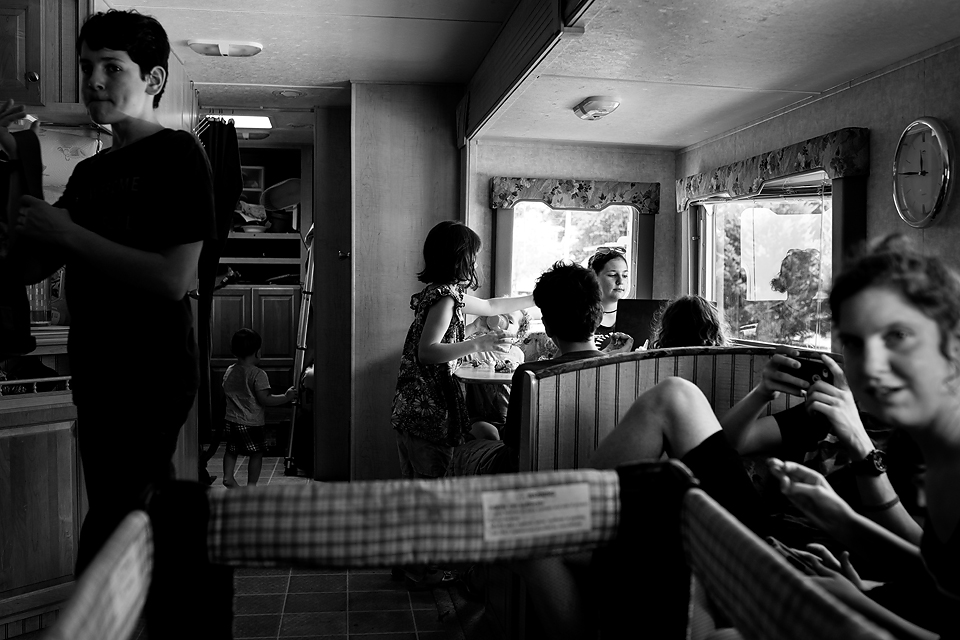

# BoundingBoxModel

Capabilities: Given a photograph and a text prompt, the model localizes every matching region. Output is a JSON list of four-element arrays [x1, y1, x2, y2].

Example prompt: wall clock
[[893, 116, 954, 228]]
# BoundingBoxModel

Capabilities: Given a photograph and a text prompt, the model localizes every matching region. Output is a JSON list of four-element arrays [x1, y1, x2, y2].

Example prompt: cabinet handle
[[25, 71, 40, 83], [338, 250, 350, 260]]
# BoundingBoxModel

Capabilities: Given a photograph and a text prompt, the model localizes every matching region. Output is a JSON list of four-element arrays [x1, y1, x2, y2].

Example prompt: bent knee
[[651, 377, 708, 409]]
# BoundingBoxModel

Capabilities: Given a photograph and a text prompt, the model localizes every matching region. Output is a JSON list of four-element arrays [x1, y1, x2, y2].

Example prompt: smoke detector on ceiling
[[187, 40, 263, 57], [273, 89, 304, 98], [573, 96, 620, 121]]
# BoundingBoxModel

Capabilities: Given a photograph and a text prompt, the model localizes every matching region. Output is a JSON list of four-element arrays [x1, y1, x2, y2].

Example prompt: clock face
[[893, 118, 952, 228]]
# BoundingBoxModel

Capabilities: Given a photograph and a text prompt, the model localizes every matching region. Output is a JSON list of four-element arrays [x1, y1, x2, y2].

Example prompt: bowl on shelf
[[240, 221, 271, 234]]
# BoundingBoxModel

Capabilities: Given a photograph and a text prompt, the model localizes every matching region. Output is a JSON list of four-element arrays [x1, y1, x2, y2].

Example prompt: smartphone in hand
[[782, 349, 834, 387]]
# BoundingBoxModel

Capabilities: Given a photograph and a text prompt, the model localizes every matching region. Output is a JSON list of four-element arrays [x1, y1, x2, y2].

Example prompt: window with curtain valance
[[675, 127, 869, 349], [489, 177, 661, 299]]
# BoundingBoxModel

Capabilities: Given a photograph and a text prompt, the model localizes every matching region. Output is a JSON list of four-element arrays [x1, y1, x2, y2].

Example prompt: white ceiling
[[107, 0, 960, 149]]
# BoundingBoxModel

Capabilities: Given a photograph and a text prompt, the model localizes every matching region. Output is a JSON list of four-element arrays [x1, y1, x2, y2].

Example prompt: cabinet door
[[211, 288, 253, 362], [0, 419, 78, 595], [252, 287, 300, 366], [0, 0, 43, 105]]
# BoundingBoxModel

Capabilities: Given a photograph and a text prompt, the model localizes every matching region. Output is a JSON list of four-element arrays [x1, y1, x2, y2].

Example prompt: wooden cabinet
[[211, 285, 301, 392], [0, 0, 43, 105], [0, 0, 89, 118], [0, 396, 84, 635]]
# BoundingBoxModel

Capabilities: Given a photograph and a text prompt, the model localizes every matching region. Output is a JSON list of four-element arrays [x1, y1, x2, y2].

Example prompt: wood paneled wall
[[350, 84, 463, 480]]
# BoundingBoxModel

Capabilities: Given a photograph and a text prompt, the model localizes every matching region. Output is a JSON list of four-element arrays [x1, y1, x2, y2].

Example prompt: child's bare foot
[[223, 479, 238, 489]]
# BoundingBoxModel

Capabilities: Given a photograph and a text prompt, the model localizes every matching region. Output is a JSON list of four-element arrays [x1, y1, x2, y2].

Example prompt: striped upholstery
[[681, 488, 895, 640], [45, 511, 152, 640], [207, 469, 621, 567], [517, 346, 807, 472]]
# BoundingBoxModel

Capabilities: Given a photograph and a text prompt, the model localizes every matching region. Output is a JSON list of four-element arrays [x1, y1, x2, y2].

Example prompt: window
[[700, 187, 832, 349], [495, 201, 641, 331]]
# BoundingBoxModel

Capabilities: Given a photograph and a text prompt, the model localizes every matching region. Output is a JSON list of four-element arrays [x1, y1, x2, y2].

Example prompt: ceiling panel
[[102, 0, 960, 149], [485, 74, 811, 148]]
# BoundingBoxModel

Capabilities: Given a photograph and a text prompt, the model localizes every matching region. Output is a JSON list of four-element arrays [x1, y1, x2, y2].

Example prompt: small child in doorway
[[222, 328, 297, 488]]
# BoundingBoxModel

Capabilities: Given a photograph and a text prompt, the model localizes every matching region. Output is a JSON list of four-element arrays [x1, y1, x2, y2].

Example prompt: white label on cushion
[[481, 483, 591, 541]]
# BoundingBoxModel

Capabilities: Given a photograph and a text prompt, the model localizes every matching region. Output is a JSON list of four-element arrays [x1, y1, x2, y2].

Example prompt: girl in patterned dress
[[390, 221, 533, 481]]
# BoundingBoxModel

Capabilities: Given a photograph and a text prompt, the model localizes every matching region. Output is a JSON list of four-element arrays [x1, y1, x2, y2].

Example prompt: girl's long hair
[[417, 221, 482, 289], [651, 295, 728, 348]]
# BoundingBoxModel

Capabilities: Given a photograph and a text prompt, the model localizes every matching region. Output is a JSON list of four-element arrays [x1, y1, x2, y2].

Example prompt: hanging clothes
[[196, 119, 243, 461]]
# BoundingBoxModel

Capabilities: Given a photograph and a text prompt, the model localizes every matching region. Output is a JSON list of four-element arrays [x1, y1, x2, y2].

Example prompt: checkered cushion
[[46, 511, 152, 640], [680, 489, 895, 640], [208, 469, 620, 567]]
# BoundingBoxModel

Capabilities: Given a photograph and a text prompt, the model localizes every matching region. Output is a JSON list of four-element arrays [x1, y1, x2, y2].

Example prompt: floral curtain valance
[[491, 177, 660, 215], [675, 127, 870, 212]]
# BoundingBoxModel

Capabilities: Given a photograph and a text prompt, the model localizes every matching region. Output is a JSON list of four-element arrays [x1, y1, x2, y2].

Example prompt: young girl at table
[[391, 220, 533, 481]]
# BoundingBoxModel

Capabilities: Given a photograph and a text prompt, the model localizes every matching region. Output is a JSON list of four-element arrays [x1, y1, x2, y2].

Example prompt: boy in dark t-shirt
[[1, 10, 216, 575]]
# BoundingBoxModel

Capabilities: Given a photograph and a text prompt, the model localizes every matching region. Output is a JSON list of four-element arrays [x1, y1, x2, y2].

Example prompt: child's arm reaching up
[[462, 293, 533, 317], [256, 386, 297, 407]]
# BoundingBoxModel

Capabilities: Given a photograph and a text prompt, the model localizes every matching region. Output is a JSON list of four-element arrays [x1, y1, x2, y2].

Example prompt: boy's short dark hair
[[231, 328, 262, 359], [534, 261, 603, 342], [77, 10, 170, 108]]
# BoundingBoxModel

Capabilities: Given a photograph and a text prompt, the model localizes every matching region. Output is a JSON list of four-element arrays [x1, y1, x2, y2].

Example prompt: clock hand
[[920, 150, 924, 174], [898, 171, 928, 175]]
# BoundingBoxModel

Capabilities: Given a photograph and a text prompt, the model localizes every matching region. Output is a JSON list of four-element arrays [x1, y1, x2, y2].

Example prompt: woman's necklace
[[604, 309, 616, 314]]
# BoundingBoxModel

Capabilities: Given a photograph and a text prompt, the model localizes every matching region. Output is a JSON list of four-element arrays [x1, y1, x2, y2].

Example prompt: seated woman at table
[[589, 244, 635, 353], [460, 308, 529, 434], [452, 261, 603, 475]]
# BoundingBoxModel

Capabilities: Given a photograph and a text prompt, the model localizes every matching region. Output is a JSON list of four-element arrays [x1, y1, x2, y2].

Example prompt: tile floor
[[124, 453, 495, 640]]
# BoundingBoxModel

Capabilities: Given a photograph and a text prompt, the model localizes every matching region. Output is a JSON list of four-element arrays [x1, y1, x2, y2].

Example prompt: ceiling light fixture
[[272, 89, 304, 98], [238, 131, 270, 140], [187, 39, 263, 57], [205, 115, 272, 129], [573, 96, 620, 121]]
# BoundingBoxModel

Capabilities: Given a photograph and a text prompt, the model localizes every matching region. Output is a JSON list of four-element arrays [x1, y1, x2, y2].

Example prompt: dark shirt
[[55, 129, 216, 403], [771, 404, 925, 515]]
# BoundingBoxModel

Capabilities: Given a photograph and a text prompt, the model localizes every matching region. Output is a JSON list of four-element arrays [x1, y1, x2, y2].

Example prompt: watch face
[[894, 118, 952, 228]]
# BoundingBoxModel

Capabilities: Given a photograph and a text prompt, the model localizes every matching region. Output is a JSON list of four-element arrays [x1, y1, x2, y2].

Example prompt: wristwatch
[[850, 449, 887, 476]]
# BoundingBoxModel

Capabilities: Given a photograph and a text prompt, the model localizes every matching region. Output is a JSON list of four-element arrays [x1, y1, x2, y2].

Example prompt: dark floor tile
[[348, 567, 396, 574], [237, 567, 291, 577], [407, 589, 437, 610], [291, 567, 348, 575], [348, 572, 407, 591], [349, 634, 418, 640], [289, 573, 347, 593], [235, 575, 289, 595], [233, 614, 281, 638], [348, 590, 411, 612], [284, 591, 348, 613], [235, 593, 286, 615], [347, 610, 416, 635], [413, 608, 453, 634], [279, 612, 346, 636], [416, 632, 452, 640]]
